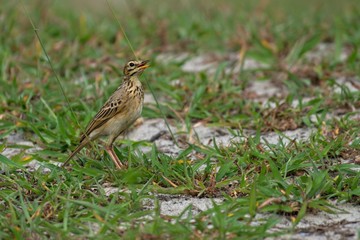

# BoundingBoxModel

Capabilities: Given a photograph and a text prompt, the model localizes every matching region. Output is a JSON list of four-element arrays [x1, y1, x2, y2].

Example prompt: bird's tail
[[62, 140, 89, 167]]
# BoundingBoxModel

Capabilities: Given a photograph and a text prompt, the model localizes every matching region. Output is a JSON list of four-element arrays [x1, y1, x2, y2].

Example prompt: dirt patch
[[267, 202, 360, 240], [144, 194, 224, 217]]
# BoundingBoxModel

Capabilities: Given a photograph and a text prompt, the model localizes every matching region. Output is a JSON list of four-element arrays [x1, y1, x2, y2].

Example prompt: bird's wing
[[79, 90, 127, 142]]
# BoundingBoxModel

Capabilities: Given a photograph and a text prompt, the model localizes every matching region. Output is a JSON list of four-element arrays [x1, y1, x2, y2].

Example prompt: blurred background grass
[[3, 0, 360, 54]]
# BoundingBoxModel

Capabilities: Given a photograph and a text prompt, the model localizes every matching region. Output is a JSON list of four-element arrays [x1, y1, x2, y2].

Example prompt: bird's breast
[[104, 93, 143, 136]]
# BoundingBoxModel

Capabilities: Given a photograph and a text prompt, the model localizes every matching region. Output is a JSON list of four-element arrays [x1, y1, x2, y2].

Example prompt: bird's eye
[[129, 62, 135, 67]]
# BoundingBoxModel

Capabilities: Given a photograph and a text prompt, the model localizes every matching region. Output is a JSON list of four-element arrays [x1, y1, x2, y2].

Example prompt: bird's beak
[[138, 60, 150, 70]]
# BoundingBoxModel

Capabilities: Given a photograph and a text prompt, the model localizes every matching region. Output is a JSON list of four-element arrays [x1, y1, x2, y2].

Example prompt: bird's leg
[[105, 145, 124, 169]]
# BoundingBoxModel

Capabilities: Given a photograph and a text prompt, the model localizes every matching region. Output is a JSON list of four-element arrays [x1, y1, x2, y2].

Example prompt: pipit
[[62, 60, 150, 169]]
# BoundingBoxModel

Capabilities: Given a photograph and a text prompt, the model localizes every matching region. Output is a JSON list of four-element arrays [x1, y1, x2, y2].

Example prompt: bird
[[62, 59, 150, 169]]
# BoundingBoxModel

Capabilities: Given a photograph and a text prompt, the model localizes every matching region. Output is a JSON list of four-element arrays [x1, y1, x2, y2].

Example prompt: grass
[[0, 0, 360, 238]]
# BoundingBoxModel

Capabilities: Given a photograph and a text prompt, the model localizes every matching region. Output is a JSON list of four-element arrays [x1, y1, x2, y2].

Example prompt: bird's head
[[123, 60, 150, 76]]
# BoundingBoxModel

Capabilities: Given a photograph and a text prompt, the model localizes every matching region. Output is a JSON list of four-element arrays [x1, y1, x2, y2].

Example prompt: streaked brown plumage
[[62, 60, 149, 169]]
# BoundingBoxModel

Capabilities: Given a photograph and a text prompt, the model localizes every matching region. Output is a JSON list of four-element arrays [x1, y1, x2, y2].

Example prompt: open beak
[[138, 60, 150, 70]]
